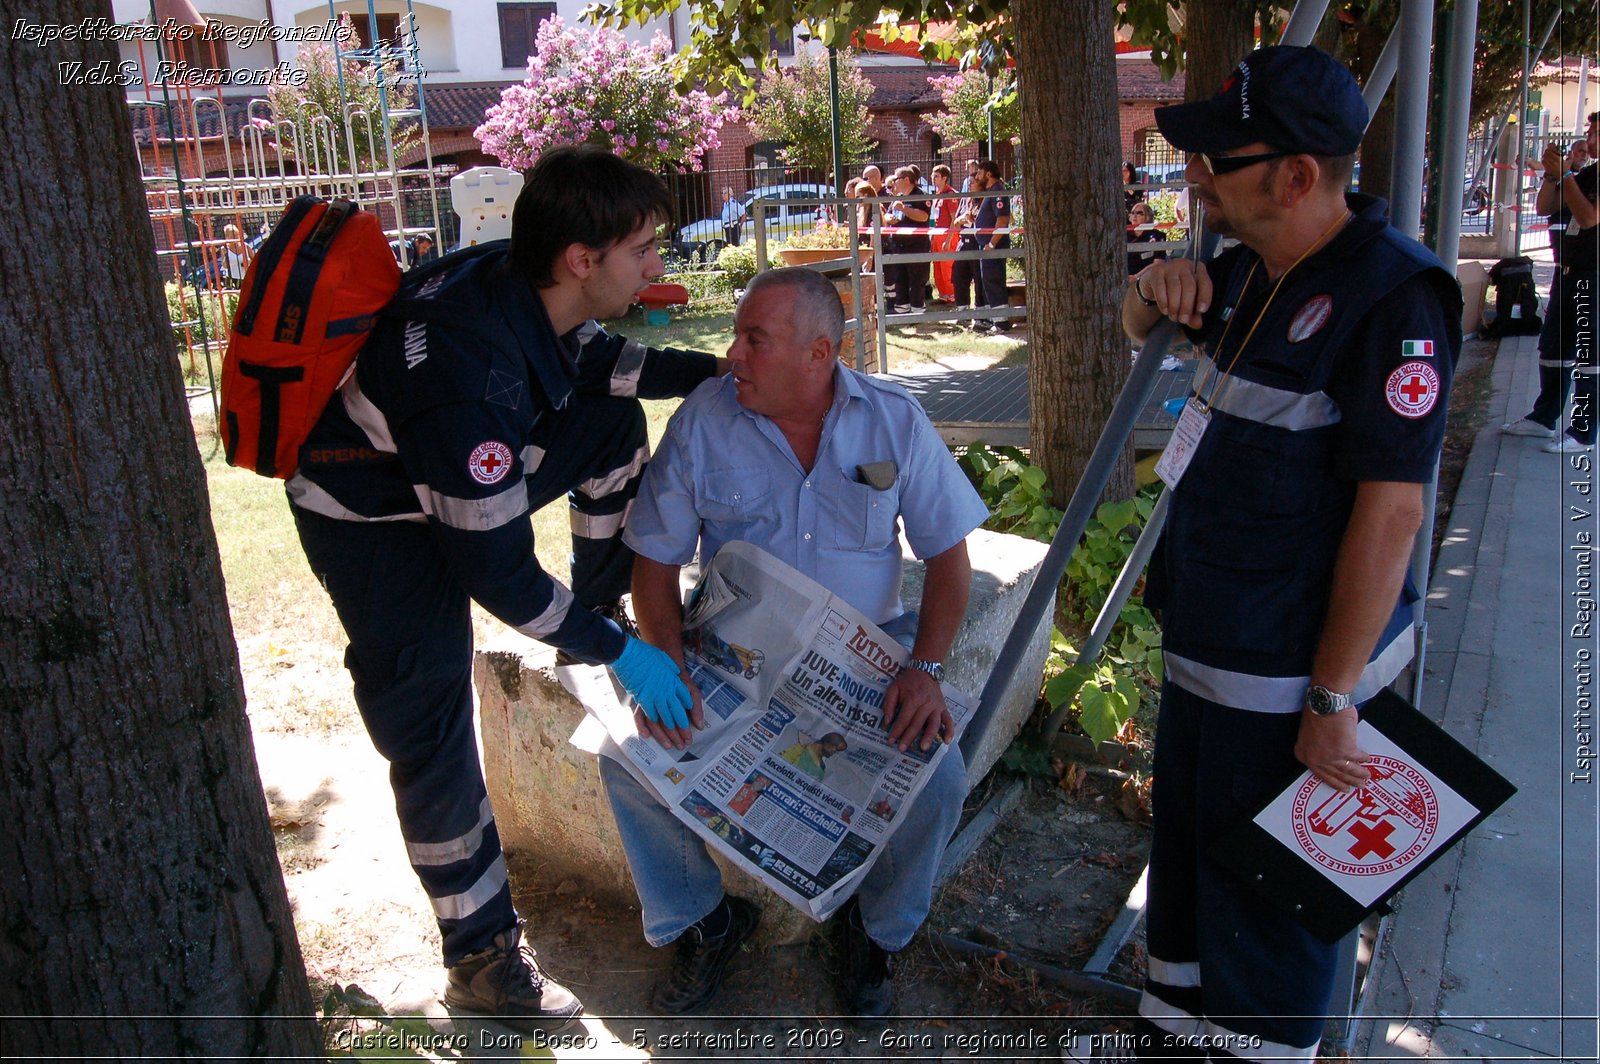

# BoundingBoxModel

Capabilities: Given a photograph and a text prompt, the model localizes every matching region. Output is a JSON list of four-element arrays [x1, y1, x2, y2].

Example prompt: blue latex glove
[[609, 637, 693, 731]]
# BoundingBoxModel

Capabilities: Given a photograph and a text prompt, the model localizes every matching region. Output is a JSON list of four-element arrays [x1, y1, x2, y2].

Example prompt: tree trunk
[[0, 1, 321, 1056], [1184, 0, 1257, 103], [1016, 0, 1134, 506]]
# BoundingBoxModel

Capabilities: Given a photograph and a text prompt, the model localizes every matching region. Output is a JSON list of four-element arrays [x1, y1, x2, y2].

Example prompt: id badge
[[1154, 398, 1210, 489], [1571, 216, 1583, 236]]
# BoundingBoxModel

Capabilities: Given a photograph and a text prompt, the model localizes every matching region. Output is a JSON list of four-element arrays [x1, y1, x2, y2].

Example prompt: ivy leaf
[[1078, 682, 1122, 747], [1046, 663, 1093, 708]]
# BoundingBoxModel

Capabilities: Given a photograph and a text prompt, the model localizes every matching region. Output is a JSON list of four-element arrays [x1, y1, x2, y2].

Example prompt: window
[[349, 13, 406, 68], [170, 19, 229, 78], [768, 28, 794, 57], [499, 3, 557, 68]]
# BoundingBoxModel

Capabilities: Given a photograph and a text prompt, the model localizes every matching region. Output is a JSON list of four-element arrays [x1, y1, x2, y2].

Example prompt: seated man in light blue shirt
[[606, 267, 991, 1017]]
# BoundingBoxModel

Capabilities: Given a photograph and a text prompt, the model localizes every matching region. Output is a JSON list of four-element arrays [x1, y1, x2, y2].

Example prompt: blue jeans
[[600, 729, 966, 951]]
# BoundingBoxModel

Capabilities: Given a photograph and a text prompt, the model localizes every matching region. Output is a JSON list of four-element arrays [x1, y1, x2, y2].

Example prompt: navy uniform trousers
[[292, 395, 646, 965], [1135, 682, 1337, 1061]]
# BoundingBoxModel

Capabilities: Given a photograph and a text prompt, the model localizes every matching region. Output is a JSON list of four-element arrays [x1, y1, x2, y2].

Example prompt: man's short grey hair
[[744, 268, 845, 351]]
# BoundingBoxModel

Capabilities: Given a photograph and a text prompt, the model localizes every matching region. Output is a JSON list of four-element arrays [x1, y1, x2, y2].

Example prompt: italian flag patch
[[1402, 339, 1434, 358]]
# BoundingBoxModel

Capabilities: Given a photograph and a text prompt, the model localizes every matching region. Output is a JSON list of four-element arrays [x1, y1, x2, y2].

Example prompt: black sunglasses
[[1198, 150, 1293, 176]]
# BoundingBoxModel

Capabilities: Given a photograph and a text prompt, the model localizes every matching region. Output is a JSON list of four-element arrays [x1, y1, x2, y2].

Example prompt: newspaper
[[562, 541, 974, 922]]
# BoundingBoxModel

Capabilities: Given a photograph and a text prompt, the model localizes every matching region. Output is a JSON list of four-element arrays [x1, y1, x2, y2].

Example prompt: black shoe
[[443, 922, 583, 1033], [555, 597, 638, 665], [840, 897, 894, 1017], [651, 895, 761, 1014]]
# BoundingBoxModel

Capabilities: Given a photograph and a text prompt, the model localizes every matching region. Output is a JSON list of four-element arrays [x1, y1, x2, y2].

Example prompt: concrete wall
[[475, 527, 1053, 938]]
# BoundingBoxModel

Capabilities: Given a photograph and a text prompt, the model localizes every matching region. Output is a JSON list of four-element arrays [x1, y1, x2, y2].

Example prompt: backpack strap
[[235, 196, 320, 335], [274, 199, 357, 344]]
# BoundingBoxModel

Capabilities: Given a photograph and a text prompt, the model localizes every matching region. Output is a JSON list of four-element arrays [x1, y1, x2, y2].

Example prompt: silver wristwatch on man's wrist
[[1305, 684, 1355, 716], [906, 659, 944, 682]]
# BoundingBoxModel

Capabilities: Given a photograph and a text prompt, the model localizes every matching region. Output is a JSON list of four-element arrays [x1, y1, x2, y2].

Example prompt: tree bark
[[0, 1, 321, 1056], [1015, 0, 1134, 506], [1184, 0, 1256, 103]]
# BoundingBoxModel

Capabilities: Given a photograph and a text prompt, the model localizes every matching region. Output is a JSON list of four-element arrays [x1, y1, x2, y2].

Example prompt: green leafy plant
[[959, 443, 1062, 544], [715, 242, 758, 290], [319, 982, 464, 1060], [780, 221, 853, 251], [745, 47, 874, 174], [960, 445, 1162, 746], [661, 269, 732, 302]]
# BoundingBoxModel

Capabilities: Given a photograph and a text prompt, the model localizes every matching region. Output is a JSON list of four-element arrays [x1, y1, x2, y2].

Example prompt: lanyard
[[1191, 210, 1353, 413]]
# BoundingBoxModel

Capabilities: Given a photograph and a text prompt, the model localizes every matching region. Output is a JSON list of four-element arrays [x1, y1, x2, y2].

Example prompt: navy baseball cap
[[1154, 46, 1368, 157]]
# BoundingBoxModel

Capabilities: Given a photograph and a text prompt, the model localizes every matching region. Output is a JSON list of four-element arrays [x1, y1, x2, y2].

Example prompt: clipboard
[[1211, 688, 1516, 943]]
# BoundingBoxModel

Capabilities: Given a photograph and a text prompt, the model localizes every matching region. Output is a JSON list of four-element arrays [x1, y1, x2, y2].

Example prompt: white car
[[674, 182, 833, 262]]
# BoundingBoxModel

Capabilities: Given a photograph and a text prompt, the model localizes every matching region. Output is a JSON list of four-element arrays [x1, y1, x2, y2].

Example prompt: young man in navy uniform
[[1123, 47, 1461, 1060], [289, 146, 720, 1030]]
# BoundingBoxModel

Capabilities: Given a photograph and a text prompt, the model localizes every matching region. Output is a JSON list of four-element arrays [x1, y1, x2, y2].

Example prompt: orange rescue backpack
[[221, 197, 401, 478]]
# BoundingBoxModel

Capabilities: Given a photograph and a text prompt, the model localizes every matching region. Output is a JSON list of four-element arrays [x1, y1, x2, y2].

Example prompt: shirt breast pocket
[[825, 473, 900, 552], [699, 470, 774, 536]]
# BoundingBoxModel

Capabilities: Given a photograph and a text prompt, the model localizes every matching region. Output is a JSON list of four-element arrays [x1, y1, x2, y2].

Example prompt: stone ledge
[[474, 527, 1053, 940]]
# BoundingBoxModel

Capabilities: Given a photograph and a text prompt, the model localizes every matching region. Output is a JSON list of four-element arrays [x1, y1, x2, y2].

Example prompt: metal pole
[[1390, 0, 1435, 238], [1516, 0, 1531, 248], [828, 44, 845, 196], [961, 323, 1177, 761], [1280, 0, 1333, 47], [1361, 24, 1403, 119], [1431, 0, 1479, 271]]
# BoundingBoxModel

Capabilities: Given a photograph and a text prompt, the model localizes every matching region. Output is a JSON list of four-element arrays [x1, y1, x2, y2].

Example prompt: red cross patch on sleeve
[[468, 441, 514, 485], [1384, 361, 1441, 419]]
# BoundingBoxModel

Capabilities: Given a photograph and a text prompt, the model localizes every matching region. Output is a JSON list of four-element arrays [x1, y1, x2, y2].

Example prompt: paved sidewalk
[[1357, 324, 1600, 1061]]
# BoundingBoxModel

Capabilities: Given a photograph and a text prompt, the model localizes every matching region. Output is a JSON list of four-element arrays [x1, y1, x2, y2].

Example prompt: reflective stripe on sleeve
[[418, 480, 530, 532], [611, 338, 648, 397], [578, 442, 649, 500], [514, 583, 574, 639], [286, 474, 427, 523]]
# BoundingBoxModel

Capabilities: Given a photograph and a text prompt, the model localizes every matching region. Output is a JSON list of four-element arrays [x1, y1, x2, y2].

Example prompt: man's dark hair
[[509, 145, 672, 288], [932, 163, 952, 181], [977, 159, 1003, 180]]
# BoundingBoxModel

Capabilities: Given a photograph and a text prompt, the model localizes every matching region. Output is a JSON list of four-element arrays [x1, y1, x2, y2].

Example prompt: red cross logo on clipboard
[[1291, 755, 1439, 877]]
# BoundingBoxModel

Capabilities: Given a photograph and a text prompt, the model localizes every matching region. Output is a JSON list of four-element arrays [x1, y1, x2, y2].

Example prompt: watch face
[[1308, 686, 1348, 715]]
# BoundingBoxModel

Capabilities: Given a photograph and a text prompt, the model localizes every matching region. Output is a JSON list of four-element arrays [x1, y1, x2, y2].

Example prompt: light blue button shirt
[[625, 365, 991, 625]]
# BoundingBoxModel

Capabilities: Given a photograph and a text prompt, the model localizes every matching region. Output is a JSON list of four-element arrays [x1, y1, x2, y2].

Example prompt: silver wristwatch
[[1305, 684, 1355, 716], [906, 659, 945, 682]]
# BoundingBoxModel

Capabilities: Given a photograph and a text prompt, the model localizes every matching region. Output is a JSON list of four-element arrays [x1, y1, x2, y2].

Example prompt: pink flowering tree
[[475, 17, 727, 172], [925, 68, 1019, 150]]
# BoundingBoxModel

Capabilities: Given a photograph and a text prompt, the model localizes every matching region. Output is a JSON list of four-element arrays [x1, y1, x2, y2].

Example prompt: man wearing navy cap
[[1122, 46, 1461, 1060]]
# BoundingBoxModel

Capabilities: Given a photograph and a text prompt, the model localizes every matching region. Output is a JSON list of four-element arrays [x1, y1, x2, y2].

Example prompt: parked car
[[674, 182, 833, 262]]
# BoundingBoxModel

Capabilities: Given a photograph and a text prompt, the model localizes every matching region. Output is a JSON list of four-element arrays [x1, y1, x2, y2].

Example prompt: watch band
[[906, 659, 944, 682], [1134, 276, 1158, 307], [1306, 684, 1356, 716]]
